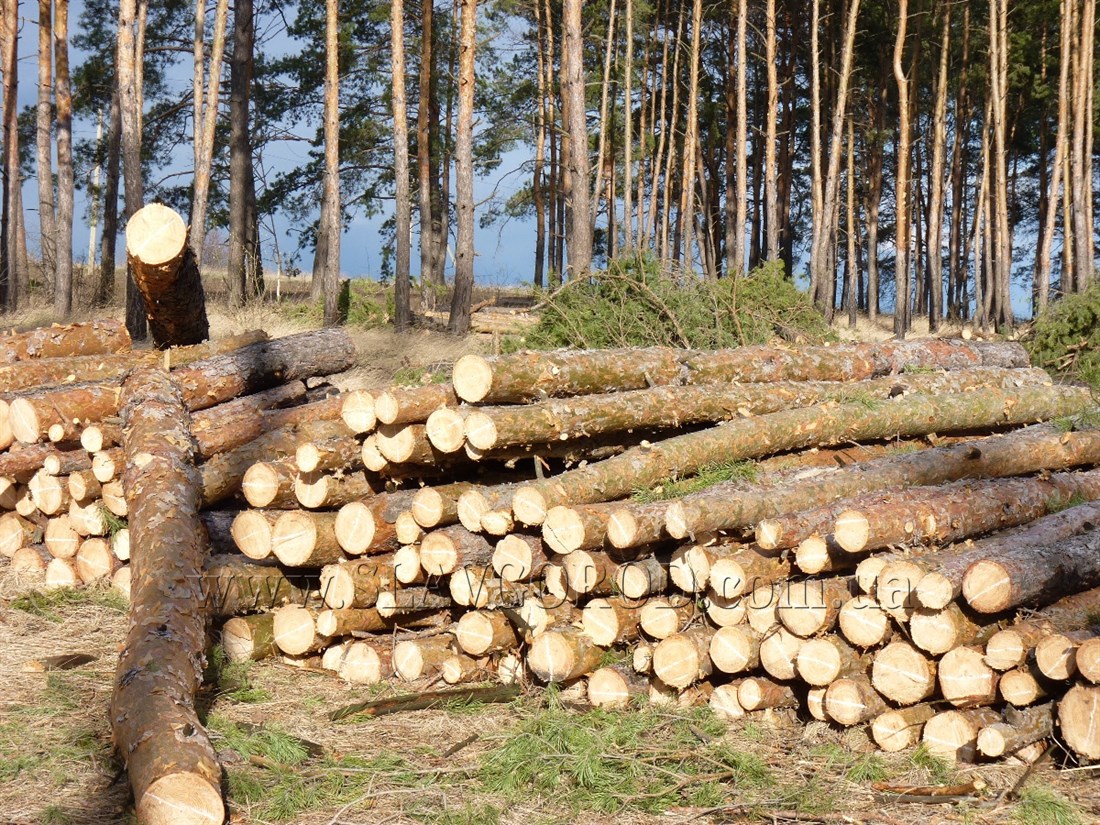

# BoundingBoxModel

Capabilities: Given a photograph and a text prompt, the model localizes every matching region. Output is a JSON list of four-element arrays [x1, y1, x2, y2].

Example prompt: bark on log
[[834, 470, 1100, 556], [392, 634, 457, 681], [708, 544, 790, 600], [824, 676, 888, 726], [871, 704, 936, 752], [271, 511, 345, 567], [492, 533, 549, 582], [452, 347, 684, 404], [527, 627, 606, 683], [296, 434, 362, 474], [222, 614, 277, 662], [109, 367, 224, 825], [318, 555, 399, 609], [984, 587, 1100, 670], [315, 607, 450, 637], [0, 318, 130, 363], [419, 525, 493, 576], [412, 481, 489, 529], [294, 471, 378, 510], [204, 555, 319, 618], [961, 506, 1100, 613], [463, 368, 1049, 452], [738, 677, 798, 711], [126, 203, 210, 347], [190, 382, 308, 459], [922, 708, 1002, 761], [665, 422, 1100, 543], [375, 383, 459, 425], [976, 703, 1054, 758]]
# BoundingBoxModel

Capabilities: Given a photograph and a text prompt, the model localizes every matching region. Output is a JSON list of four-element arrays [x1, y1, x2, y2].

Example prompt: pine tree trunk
[[448, 0, 477, 332], [893, 0, 911, 338], [927, 3, 950, 331], [392, 0, 411, 330], [36, 0, 56, 286], [96, 86, 121, 305], [189, 0, 228, 266]]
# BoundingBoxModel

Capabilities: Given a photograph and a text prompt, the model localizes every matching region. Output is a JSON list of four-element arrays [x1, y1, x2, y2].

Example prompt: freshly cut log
[[479, 509, 514, 536], [939, 646, 998, 707], [67, 469, 101, 503], [999, 665, 1049, 707], [683, 339, 1028, 384], [190, 382, 309, 459], [795, 636, 865, 686], [334, 494, 410, 556], [666, 421, 1100, 542], [1035, 631, 1095, 681], [0, 442, 93, 478], [44, 557, 79, 588], [241, 458, 298, 509], [296, 434, 362, 474], [222, 614, 277, 662], [315, 607, 449, 637], [126, 203, 210, 347], [29, 470, 69, 515], [393, 635, 456, 681], [10, 329, 355, 443], [669, 539, 744, 593], [909, 604, 996, 656], [200, 419, 346, 506], [649, 679, 714, 708], [457, 484, 520, 532], [1059, 685, 1100, 761], [776, 576, 852, 637], [738, 677, 797, 712], [109, 367, 223, 825], [922, 708, 1002, 761], [976, 703, 1054, 758], [74, 538, 119, 582], [613, 554, 669, 600], [44, 515, 80, 559], [805, 689, 828, 722], [707, 544, 790, 600], [392, 545, 426, 584], [508, 593, 576, 639], [463, 368, 1048, 453], [70, 500, 108, 537], [581, 597, 642, 646], [419, 525, 493, 576], [374, 383, 459, 425], [745, 584, 781, 633], [204, 555, 319, 618], [10, 544, 51, 572], [0, 318, 130, 364], [984, 587, 1100, 669], [560, 549, 617, 596], [0, 513, 43, 556], [838, 595, 892, 648], [527, 628, 605, 683], [376, 424, 441, 465], [100, 481, 128, 518], [295, 471, 378, 510], [321, 641, 352, 672], [425, 407, 470, 453], [588, 665, 648, 708], [497, 653, 524, 684], [824, 677, 888, 726], [449, 567, 525, 609], [440, 654, 484, 685], [340, 390, 376, 434], [793, 535, 852, 575], [1077, 638, 1100, 684], [455, 610, 519, 655], [318, 556, 398, 609], [875, 559, 927, 620], [542, 504, 614, 555], [271, 511, 345, 567], [632, 643, 653, 674], [708, 626, 762, 674], [92, 449, 122, 483], [395, 512, 423, 545], [112, 566, 132, 598], [758, 626, 803, 681], [80, 423, 120, 452], [338, 640, 392, 684], [704, 592, 747, 627], [606, 500, 670, 550], [451, 347, 683, 404], [273, 606, 329, 656], [871, 705, 936, 752], [961, 509, 1100, 613], [411, 482, 485, 529], [492, 533, 549, 582], [835, 470, 1100, 556], [871, 642, 938, 706], [229, 511, 279, 560], [638, 596, 696, 640]]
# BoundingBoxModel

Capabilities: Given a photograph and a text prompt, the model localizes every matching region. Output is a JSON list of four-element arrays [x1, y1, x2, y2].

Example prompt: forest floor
[[0, 294, 1093, 825]]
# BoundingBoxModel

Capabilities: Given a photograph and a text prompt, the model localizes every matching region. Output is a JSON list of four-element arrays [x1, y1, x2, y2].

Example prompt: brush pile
[[5, 320, 1100, 822]]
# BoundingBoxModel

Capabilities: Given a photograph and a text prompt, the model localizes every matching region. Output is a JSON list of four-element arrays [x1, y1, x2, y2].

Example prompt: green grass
[[11, 586, 126, 622], [632, 460, 759, 503], [1012, 788, 1083, 825], [205, 645, 272, 704], [1046, 492, 1089, 514], [845, 753, 890, 783], [907, 743, 957, 785], [902, 364, 938, 375], [1053, 409, 1100, 432], [99, 508, 127, 537], [393, 365, 451, 386]]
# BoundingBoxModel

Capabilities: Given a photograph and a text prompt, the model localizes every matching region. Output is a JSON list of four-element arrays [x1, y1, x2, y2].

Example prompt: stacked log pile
[[7, 331, 1100, 797]]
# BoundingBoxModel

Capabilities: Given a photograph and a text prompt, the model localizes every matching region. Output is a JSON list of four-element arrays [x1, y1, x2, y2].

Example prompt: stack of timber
[[9, 331, 1100, 823], [177, 339, 1100, 768]]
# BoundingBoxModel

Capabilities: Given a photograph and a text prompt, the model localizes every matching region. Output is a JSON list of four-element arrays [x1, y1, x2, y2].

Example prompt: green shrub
[[1026, 282, 1100, 387], [278, 280, 390, 328], [520, 255, 832, 351]]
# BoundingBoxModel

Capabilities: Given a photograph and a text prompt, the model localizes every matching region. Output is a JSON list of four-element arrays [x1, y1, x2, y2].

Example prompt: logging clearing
[[2, 321, 1098, 825]]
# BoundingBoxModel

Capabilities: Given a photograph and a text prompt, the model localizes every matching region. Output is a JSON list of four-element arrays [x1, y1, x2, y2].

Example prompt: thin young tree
[[117, 0, 147, 338], [190, 0, 229, 265], [926, 0, 950, 331], [893, 0, 911, 338], [417, 0, 439, 301], [36, 0, 57, 285], [764, 0, 779, 261], [321, 0, 342, 325], [1036, 0, 1072, 309], [227, 0, 258, 306], [448, 0, 477, 331], [54, 0, 73, 316], [561, 0, 591, 278], [678, 0, 702, 272], [392, 0, 412, 330], [730, 0, 747, 277], [1, 0, 21, 308], [532, 0, 547, 286], [622, 0, 633, 249]]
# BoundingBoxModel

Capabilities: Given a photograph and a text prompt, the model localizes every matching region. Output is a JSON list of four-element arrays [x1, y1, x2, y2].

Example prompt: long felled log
[[463, 368, 1049, 452], [0, 318, 131, 363], [664, 421, 1100, 543], [191, 382, 308, 459], [9, 329, 356, 443], [374, 383, 459, 425], [126, 204, 209, 347], [109, 367, 224, 825], [510, 385, 1092, 527]]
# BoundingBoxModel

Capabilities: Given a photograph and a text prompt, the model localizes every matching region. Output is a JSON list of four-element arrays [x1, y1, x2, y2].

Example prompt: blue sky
[[12, 0, 538, 286]]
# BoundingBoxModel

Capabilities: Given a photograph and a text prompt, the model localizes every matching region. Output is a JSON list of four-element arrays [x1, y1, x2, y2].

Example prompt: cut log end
[[542, 506, 586, 555], [411, 488, 445, 528], [340, 390, 377, 434], [334, 502, 377, 556], [125, 201, 187, 266], [425, 408, 466, 453], [463, 411, 498, 451], [1059, 685, 1100, 761], [272, 606, 320, 656], [230, 511, 274, 560], [833, 510, 870, 553], [451, 355, 493, 403], [137, 772, 224, 825], [754, 519, 782, 550], [512, 487, 548, 527], [962, 560, 1013, 613]]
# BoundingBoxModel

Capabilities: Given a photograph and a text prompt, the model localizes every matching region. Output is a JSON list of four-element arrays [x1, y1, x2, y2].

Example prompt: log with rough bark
[[126, 204, 210, 347], [833, 470, 1100, 556], [109, 367, 224, 825], [961, 509, 1100, 614], [1060, 684, 1100, 761], [452, 347, 684, 404], [296, 433, 362, 475], [419, 525, 493, 576], [707, 544, 790, 600], [666, 421, 1100, 543], [682, 339, 1029, 384], [10, 329, 356, 442], [0, 318, 130, 364], [984, 587, 1100, 670], [824, 676, 888, 726], [463, 368, 1049, 453], [295, 471, 379, 510], [222, 614, 277, 662], [374, 382, 459, 425], [738, 677, 798, 712], [527, 627, 606, 682], [204, 555, 319, 618], [976, 703, 1054, 758], [241, 458, 298, 509], [922, 707, 1002, 761], [315, 607, 450, 637], [190, 382, 309, 459]]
